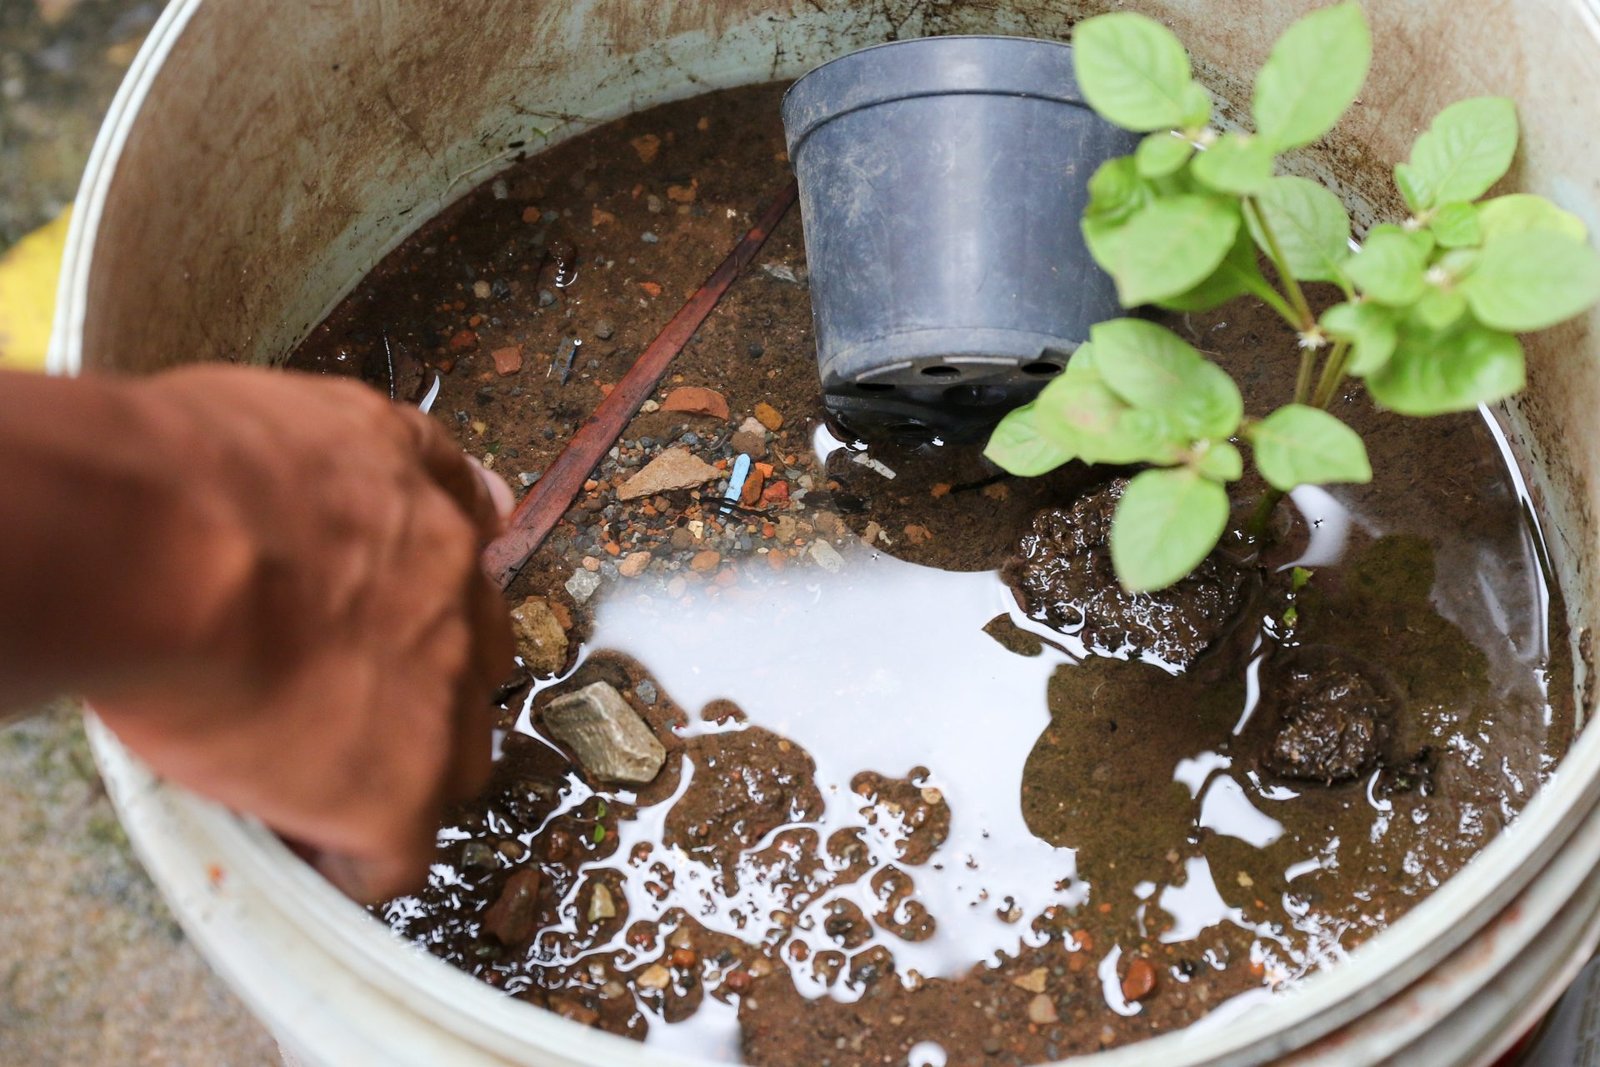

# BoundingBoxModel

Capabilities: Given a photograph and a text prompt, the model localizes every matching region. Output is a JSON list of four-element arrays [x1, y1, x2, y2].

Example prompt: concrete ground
[[1, 2, 278, 1063]]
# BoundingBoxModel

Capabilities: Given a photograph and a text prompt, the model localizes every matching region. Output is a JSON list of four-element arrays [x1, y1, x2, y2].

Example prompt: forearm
[[0, 370, 255, 713]]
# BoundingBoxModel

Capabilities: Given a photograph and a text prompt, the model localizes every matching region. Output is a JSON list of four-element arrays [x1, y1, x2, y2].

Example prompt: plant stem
[[1310, 339, 1352, 409], [1245, 197, 1316, 331], [1293, 344, 1318, 406], [1241, 274, 1300, 331]]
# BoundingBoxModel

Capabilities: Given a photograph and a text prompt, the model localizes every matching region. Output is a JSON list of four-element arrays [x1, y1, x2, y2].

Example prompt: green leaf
[[1320, 300, 1398, 375], [1179, 82, 1213, 129], [1251, 2, 1371, 151], [1110, 468, 1230, 592], [1459, 231, 1600, 331], [1345, 227, 1428, 305], [1477, 194, 1588, 243], [1193, 440, 1243, 482], [1031, 366, 1186, 465], [1291, 566, 1314, 592], [1192, 134, 1275, 194], [985, 402, 1077, 476], [1154, 227, 1270, 312], [1401, 96, 1519, 209], [1090, 318, 1244, 439], [1248, 176, 1352, 284], [1073, 13, 1199, 132], [1394, 163, 1428, 215], [1248, 404, 1372, 491], [1095, 195, 1241, 306], [1136, 132, 1195, 178], [1366, 323, 1526, 415], [1428, 202, 1481, 248], [1085, 156, 1150, 227], [1414, 286, 1468, 330]]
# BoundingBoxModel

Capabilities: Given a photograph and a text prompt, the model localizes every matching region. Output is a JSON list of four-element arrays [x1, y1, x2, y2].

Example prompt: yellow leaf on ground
[[0, 206, 73, 372]]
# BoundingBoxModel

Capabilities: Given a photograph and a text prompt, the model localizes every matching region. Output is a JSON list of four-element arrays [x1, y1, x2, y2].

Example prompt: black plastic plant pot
[[781, 35, 1138, 443]]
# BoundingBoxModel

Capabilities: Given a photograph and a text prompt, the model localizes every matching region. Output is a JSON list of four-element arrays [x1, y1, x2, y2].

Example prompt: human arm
[[0, 365, 513, 901]]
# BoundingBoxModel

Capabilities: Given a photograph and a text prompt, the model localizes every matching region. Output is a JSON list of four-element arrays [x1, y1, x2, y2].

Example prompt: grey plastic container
[[782, 35, 1138, 442]]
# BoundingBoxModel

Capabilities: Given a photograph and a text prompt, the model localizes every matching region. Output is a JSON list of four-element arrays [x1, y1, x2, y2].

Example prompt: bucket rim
[[57, 1, 1600, 1064]]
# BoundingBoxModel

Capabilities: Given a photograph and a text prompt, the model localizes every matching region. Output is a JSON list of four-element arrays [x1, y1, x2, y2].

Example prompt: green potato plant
[[985, 2, 1600, 592]]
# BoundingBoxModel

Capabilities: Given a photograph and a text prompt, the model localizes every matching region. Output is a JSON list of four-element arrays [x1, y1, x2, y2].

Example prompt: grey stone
[[565, 569, 602, 603], [542, 681, 667, 785], [809, 539, 845, 573], [635, 679, 659, 705]]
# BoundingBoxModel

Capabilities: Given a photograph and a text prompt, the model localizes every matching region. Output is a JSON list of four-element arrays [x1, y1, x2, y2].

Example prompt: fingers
[[441, 571, 514, 808], [475, 465, 515, 520], [312, 834, 436, 904], [394, 406, 505, 542]]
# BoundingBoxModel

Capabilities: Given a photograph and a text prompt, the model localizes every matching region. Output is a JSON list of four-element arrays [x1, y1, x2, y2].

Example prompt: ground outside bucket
[[52, 1, 1600, 1065], [781, 36, 1137, 443]]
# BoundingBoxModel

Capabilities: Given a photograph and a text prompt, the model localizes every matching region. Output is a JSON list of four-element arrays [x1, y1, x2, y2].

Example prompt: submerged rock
[[1262, 648, 1396, 784], [510, 595, 569, 676], [481, 867, 543, 945], [542, 681, 667, 785], [1004, 480, 1248, 671]]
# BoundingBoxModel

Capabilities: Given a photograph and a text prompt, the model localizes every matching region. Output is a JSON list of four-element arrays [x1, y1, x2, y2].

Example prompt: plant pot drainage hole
[[287, 82, 1575, 1067]]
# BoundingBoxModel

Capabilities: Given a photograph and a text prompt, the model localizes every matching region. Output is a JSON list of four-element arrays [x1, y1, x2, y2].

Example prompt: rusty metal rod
[[482, 177, 799, 589]]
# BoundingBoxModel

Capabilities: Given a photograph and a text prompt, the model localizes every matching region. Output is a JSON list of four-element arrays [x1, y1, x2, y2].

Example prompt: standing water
[[290, 82, 1574, 1065]]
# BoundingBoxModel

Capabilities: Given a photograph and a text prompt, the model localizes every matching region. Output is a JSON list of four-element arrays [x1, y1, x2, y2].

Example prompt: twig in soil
[[382, 328, 397, 401], [481, 178, 800, 588], [950, 472, 1012, 495]]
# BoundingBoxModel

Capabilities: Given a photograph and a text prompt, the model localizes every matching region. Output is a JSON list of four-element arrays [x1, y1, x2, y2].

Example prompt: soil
[[287, 83, 1577, 1065], [1004, 478, 1252, 671]]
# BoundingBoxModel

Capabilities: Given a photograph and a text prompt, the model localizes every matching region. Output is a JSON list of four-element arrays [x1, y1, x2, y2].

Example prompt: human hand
[[84, 365, 514, 902]]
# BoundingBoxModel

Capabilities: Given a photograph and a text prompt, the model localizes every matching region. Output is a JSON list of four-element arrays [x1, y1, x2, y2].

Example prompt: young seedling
[[985, 2, 1600, 592]]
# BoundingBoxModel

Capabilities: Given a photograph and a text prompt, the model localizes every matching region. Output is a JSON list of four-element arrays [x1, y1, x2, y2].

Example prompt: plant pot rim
[[781, 34, 1088, 154]]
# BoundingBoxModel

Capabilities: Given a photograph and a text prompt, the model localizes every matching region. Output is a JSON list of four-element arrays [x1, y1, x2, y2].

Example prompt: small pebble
[[518, 471, 541, 487], [538, 289, 556, 307], [1121, 956, 1158, 1002], [588, 883, 618, 922], [566, 569, 602, 603], [1027, 994, 1059, 1025], [637, 964, 672, 990], [809, 540, 845, 573], [473, 279, 492, 299], [595, 319, 615, 340], [753, 402, 783, 431], [642, 231, 659, 244], [635, 680, 659, 705]]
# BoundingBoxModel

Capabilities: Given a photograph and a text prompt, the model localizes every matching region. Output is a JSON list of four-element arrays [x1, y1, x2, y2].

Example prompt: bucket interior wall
[[57, 0, 1600, 1062], [71, 0, 1600, 695]]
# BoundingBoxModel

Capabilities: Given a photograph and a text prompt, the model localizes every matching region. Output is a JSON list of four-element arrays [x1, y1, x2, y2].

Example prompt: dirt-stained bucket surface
[[288, 83, 1575, 1065]]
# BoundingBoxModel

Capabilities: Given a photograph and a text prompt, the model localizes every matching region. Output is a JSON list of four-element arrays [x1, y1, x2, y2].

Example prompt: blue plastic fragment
[[723, 453, 752, 507]]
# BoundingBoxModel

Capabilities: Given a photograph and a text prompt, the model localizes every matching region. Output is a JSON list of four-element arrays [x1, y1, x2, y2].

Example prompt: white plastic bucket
[[54, 1, 1600, 1064]]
